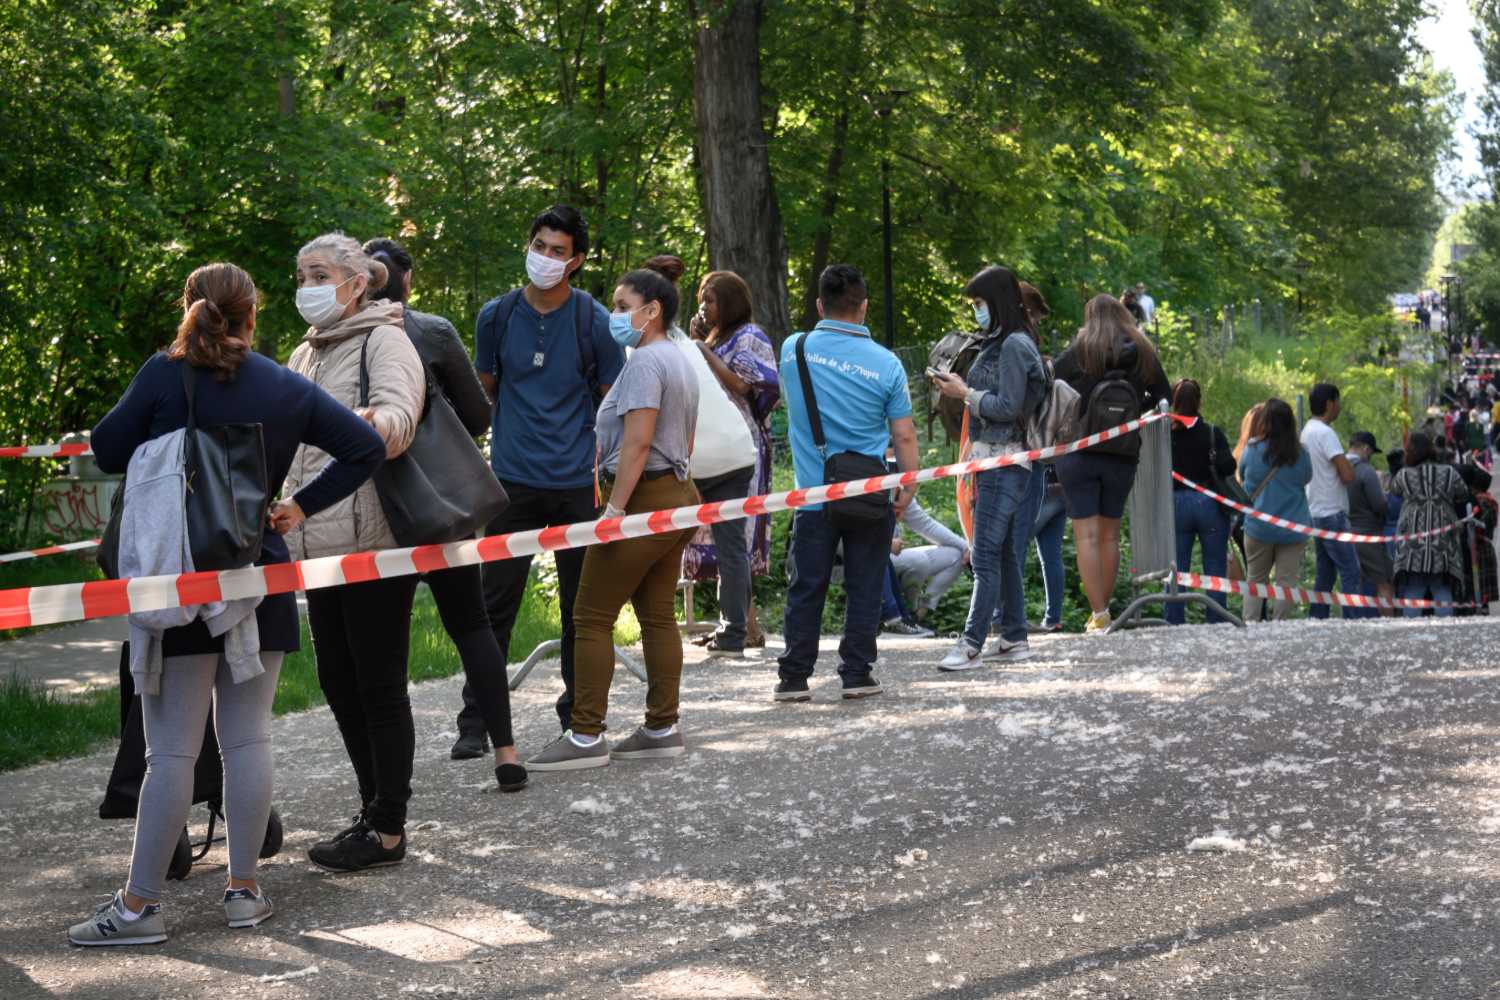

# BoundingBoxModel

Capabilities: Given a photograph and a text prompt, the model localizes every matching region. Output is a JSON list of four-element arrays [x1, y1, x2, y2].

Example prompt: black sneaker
[[308, 826, 406, 873], [773, 678, 812, 702], [495, 762, 529, 793], [312, 813, 368, 852], [450, 730, 488, 760], [882, 617, 936, 638], [1027, 622, 1062, 635], [841, 675, 883, 699]]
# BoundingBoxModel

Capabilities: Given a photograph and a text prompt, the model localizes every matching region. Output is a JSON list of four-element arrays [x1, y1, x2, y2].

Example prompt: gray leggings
[[126, 652, 283, 900]]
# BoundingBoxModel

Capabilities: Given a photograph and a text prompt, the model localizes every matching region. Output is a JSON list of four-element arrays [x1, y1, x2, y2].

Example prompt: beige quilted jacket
[[284, 300, 425, 559]]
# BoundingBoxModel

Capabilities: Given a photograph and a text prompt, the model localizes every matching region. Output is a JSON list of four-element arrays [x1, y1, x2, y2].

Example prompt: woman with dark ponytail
[[77, 263, 384, 946]]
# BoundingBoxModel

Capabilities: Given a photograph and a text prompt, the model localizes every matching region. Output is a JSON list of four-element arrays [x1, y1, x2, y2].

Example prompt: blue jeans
[[1310, 512, 1367, 619], [1166, 490, 1230, 625], [880, 560, 911, 624], [964, 466, 1031, 647], [990, 464, 1045, 636], [1033, 492, 1067, 627], [779, 508, 893, 682], [1399, 572, 1454, 618]]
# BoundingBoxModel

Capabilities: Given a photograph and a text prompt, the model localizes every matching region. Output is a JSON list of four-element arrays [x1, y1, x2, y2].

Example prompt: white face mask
[[296, 274, 356, 328], [526, 248, 570, 290]]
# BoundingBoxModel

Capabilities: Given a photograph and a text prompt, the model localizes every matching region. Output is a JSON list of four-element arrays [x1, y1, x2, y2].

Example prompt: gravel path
[[4, 618, 1500, 998]]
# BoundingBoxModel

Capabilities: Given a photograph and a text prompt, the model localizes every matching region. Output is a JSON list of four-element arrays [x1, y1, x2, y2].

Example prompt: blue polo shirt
[[779, 320, 912, 510], [474, 288, 622, 490]]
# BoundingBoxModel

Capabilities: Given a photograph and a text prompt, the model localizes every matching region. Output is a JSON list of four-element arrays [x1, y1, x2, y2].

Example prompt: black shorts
[[1055, 452, 1138, 520]]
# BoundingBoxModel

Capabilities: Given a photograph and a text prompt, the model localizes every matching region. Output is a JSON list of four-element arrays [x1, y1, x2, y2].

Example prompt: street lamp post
[[1441, 273, 1457, 385]]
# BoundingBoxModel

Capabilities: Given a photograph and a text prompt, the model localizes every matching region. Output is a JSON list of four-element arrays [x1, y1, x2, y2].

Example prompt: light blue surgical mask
[[609, 307, 644, 348], [973, 303, 991, 332]]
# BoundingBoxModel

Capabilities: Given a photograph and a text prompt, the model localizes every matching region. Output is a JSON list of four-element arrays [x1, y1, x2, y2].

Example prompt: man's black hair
[[529, 204, 590, 258], [818, 264, 867, 317], [1309, 382, 1340, 417], [363, 237, 412, 303]]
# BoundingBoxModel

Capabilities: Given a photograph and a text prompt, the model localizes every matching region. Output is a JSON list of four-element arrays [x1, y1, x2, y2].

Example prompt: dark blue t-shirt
[[474, 289, 622, 490]]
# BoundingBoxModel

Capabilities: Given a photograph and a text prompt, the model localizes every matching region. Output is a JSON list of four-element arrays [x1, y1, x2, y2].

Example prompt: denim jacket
[[964, 330, 1046, 446]]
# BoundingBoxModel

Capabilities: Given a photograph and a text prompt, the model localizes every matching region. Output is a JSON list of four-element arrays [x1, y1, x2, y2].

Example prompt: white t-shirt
[[1300, 417, 1348, 517]]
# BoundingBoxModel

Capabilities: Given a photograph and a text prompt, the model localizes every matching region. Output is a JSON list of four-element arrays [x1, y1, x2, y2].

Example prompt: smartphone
[[925, 367, 944, 379]]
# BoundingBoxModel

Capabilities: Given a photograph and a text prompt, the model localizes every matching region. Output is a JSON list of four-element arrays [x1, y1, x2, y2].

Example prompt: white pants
[[892, 545, 965, 613]]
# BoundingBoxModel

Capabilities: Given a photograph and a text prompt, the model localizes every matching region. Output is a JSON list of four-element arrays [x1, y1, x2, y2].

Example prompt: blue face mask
[[609, 307, 644, 348], [973, 303, 991, 331]]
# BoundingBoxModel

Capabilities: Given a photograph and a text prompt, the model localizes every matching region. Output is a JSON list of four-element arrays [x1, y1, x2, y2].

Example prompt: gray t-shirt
[[595, 340, 700, 481]]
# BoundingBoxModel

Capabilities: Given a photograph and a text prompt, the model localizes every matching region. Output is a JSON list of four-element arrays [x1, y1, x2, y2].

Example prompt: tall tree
[[690, 0, 792, 343]]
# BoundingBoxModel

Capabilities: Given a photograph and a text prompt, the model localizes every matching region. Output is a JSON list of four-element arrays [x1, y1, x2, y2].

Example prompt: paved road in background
[[4, 619, 1500, 999]]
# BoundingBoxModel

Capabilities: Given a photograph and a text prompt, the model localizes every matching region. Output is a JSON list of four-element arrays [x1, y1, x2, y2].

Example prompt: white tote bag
[[668, 333, 755, 480]]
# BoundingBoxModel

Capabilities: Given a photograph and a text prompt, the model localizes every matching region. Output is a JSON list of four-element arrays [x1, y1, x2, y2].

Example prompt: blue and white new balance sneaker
[[68, 891, 167, 947]]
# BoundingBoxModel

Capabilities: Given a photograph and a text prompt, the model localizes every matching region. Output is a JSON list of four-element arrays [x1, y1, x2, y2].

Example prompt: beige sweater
[[284, 300, 425, 559]]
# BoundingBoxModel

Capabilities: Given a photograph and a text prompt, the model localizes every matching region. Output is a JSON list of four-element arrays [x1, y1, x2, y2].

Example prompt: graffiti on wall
[[39, 478, 119, 538]]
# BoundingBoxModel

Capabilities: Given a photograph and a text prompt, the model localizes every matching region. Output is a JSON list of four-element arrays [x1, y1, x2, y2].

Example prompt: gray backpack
[[1024, 360, 1082, 461]]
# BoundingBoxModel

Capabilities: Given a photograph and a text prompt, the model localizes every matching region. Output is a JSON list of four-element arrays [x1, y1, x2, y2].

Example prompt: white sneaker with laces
[[982, 637, 1033, 662], [937, 639, 983, 672]]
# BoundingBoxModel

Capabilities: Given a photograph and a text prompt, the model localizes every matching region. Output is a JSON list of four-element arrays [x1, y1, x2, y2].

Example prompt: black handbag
[[98, 365, 268, 577], [1206, 422, 1252, 506], [794, 333, 891, 529], [359, 334, 509, 546]]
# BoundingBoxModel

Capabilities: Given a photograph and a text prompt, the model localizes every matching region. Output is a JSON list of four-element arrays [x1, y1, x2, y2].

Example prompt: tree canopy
[[0, 0, 1455, 542]]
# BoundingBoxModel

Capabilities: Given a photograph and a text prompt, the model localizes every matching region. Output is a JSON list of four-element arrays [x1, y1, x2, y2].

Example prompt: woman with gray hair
[[282, 232, 428, 873]]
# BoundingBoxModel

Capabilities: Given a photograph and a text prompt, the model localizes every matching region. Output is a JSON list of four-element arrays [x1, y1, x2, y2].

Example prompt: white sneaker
[[981, 637, 1033, 662], [937, 639, 983, 672]]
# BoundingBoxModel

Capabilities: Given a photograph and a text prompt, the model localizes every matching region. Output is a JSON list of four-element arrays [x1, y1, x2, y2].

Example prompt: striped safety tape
[[1175, 571, 1478, 611], [0, 442, 92, 459], [0, 539, 100, 564], [0, 411, 1171, 630], [1171, 472, 1467, 544]]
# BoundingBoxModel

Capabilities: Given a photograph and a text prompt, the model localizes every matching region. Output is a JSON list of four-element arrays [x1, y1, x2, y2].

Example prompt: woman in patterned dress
[[683, 270, 781, 652], [1389, 431, 1470, 617]]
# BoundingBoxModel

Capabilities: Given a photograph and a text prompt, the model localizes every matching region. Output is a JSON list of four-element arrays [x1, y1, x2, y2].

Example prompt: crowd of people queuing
[[66, 201, 1497, 948]]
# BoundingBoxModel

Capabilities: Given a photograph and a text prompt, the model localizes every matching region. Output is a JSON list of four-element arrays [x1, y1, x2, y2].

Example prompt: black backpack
[[476, 287, 604, 402], [1081, 369, 1143, 457]]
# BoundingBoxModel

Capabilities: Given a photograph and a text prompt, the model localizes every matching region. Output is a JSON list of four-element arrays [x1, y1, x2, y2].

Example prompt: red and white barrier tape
[[1174, 571, 1477, 611], [0, 412, 1170, 630], [0, 442, 92, 459], [1171, 472, 1467, 544], [0, 539, 100, 564]]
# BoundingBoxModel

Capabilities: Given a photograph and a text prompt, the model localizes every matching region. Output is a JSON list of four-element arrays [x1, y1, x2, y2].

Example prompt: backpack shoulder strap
[[481, 289, 524, 383], [794, 333, 827, 457], [571, 288, 601, 395]]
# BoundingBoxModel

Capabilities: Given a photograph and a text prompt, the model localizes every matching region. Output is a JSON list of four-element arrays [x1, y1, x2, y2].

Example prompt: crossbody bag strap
[[358, 334, 371, 409], [794, 333, 828, 458], [1250, 462, 1277, 504]]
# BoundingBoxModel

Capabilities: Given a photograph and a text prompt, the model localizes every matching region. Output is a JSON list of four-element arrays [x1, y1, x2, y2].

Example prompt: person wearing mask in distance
[[775, 265, 920, 702], [1344, 431, 1395, 615], [1301, 382, 1367, 619], [71, 264, 384, 946], [363, 238, 526, 792], [461, 206, 625, 754], [931, 265, 1048, 669], [526, 268, 700, 769], [1165, 378, 1236, 625], [284, 233, 427, 874]]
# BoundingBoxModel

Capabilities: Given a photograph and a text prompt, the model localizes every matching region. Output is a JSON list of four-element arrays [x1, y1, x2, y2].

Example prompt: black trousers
[[307, 575, 419, 836], [458, 480, 598, 734], [426, 564, 514, 748]]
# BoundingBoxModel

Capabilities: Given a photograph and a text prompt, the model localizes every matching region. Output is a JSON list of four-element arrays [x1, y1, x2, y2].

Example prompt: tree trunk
[[691, 0, 791, 345], [798, 0, 866, 332]]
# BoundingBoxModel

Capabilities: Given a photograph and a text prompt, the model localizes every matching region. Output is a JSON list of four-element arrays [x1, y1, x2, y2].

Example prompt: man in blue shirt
[[452, 205, 625, 754], [776, 264, 920, 702]]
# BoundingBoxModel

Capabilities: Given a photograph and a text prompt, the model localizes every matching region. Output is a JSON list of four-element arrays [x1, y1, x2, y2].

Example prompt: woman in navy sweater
[[72, 263, 383, 947]]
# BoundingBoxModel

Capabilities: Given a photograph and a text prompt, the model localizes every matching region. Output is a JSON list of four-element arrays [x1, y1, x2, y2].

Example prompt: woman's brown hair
[[642, 254, 685, 285], [699, 270, 754, 338], [169, 263, 257, 382], [1072, 293, 1163, 384], [1171, 378, 1202, 422]]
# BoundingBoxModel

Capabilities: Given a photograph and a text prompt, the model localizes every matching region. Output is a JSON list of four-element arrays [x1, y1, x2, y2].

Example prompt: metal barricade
[[508, 642, 647, 691], [1111, 401, 1244, 631]]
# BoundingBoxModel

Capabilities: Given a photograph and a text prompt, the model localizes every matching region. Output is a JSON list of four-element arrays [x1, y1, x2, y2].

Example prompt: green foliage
[[0, 674, 118, 772]]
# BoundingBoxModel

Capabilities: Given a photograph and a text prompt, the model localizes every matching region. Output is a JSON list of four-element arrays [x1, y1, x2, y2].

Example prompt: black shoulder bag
[[794, 333, 891, 529], [360, 334, 509, 546], [98, 364, 269, 577]]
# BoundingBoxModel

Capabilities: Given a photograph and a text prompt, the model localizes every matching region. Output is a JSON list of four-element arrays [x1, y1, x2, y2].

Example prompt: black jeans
[[425, 565, 514, 748], [307, 575, 419, 836], [777, 507, 893, 682], [459, 480, 598, 733]]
